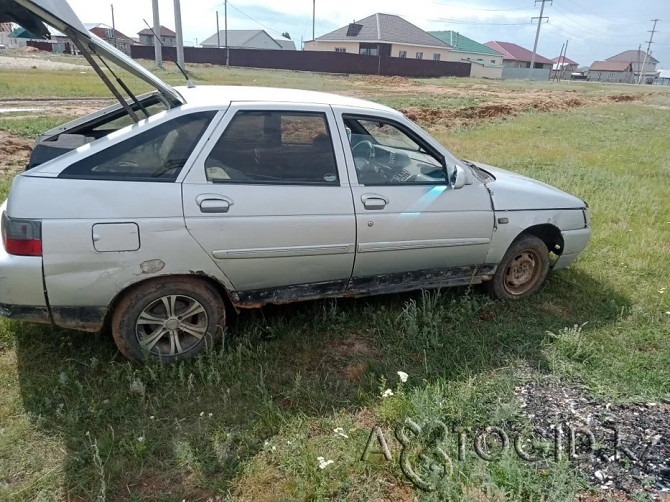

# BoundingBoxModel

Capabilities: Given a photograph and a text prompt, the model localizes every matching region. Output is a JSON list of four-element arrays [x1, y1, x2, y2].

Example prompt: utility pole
[[529, 0, 551, 79], [174, 0, 185, 70], [560, 39, 569, 80], [313, 0, 316, 40], [554, 41, 564, 81], [638, 19, 659, 84], [225, 0, 229, 66], [110, 4, 117, 48], [216, 11, 220, 48], [151, 0, 162, 68]]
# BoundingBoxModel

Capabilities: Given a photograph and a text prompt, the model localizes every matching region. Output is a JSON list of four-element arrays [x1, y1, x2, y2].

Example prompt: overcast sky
[[66, 0, 668, 68]]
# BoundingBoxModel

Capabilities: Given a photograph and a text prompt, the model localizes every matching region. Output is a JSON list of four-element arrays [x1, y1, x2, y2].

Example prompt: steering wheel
[[352, 140, 375, 162]]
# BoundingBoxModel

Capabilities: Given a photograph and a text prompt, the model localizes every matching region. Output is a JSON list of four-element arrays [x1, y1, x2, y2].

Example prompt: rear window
[[59, 112, 216, 182]]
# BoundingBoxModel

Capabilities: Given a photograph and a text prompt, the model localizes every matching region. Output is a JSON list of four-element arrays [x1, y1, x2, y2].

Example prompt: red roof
[[138, 25, 176, 37], [484, 41, 553, 65], [552, 55, 578, 66]]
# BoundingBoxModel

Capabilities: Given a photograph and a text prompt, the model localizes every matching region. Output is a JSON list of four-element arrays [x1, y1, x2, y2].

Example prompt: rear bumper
[[0, 240, 51, 324]]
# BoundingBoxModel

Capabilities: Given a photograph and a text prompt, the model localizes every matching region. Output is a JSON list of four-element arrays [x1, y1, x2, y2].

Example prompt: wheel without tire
[[111, 277, 225, 362], [486, 235, 549, 300]]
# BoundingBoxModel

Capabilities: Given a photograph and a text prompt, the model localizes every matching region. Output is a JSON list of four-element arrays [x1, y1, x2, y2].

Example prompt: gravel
[[515, 379, 670, 499]]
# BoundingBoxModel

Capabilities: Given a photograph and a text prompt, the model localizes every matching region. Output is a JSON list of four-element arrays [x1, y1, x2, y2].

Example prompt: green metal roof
[[429, 31, 502, 56]]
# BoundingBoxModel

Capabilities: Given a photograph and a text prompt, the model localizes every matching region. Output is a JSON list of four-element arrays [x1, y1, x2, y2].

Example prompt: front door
[[333, 111, 495, 291], [182, 103, 356, 304]]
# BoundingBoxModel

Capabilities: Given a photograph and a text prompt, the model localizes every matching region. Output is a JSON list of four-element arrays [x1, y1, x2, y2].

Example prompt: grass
[[0, 60, 669, 500]]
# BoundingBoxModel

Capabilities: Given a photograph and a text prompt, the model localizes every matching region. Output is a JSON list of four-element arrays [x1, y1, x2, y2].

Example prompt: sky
[[64, 0, 669, 68]]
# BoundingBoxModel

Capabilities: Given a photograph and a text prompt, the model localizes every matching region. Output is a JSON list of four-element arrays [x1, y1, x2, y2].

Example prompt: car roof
[[175, 85, 398, 114]]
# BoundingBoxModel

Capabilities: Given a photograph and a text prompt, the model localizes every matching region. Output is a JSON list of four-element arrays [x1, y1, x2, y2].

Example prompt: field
[[0, 53, 669, 501]]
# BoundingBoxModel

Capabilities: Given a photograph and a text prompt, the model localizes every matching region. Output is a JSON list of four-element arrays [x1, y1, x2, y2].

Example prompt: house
[[86, 23, 135, 55], [429, 31, 503, 78], [200, 29, 295, 50], [588, 61, 634, 83], [654, 69, 670, 86], [485, 41, 553, 69], [606, 50, 659, 83], [552, 55, 578, 79], [138, 25, 176, 47], [0, 22, 11, 47], [304, 13, 452, 62]]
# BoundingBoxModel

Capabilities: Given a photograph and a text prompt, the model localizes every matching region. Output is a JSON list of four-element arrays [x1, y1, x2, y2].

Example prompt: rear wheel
[[111, 277, 225, 362], [487, 235, 549, 300]]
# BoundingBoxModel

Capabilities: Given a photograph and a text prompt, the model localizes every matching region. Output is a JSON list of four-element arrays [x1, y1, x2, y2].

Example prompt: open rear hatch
[[0, 0, 189, 167], [0, 0, 185, 111]]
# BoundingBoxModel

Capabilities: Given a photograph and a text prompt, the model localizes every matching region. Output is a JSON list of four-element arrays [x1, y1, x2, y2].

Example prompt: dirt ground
[[0, 131, 31, 175], [0, 54, 85, 70]]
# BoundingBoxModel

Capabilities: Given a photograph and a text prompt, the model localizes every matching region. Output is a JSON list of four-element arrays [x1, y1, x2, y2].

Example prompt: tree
[[281, 32, 291, 40]]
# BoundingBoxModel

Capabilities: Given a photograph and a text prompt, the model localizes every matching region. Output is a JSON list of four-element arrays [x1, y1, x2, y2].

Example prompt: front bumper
[[553, 227, 591, 270]]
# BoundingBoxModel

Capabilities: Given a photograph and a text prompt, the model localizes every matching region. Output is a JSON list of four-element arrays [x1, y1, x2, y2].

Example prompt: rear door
[[182, 102, 356, 303]]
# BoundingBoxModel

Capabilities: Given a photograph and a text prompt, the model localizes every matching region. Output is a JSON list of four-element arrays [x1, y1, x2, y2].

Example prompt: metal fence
[[130, 46, 471, 79]]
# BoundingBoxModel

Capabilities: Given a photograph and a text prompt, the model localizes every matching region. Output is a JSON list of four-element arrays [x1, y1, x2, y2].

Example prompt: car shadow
[[13, 267, 629, 498]]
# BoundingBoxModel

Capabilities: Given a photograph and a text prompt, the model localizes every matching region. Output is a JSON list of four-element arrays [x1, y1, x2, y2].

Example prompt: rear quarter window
[[59, 111, 216, 182]]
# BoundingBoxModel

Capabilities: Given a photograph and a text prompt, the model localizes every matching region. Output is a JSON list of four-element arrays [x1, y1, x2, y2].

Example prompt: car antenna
[[143, 19, 195, 88]]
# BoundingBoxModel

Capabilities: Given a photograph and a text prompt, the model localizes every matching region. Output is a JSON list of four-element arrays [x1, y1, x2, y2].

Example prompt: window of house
[[60, 112, 216, 181], [335, 47, 346, 53], [399, 50, 407, 58], [204, 111, 339, 185], [416, 52, 423, 60], [433, 53, 441, 61], [491, 59, 496, 64], [359, 44, 379, 56]]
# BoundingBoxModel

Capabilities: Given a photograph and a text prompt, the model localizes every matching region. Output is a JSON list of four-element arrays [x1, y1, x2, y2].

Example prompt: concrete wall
[[304, 40, 358, 53], [470, 62, 503, 79], [304, 40, 451, 60], [389, 43, 450, 60], [588, 71, 633, 84], [502, 67, 550, 80]]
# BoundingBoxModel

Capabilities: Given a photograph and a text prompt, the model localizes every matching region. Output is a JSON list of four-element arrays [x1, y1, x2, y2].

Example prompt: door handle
[[361, 193, 389, 210], [196, 194, 234, 214]]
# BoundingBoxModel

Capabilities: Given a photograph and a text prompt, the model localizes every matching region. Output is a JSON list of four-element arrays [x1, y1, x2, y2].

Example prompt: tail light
[[1, 212, 42, 256]]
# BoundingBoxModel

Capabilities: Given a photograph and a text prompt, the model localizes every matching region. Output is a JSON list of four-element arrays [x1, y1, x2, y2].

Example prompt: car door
[[331, 109, 495, 291], [182, 102, 356, 304]]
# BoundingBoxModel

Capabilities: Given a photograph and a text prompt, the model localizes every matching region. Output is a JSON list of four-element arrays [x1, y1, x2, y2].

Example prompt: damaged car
[[0, 0, 590, 362]]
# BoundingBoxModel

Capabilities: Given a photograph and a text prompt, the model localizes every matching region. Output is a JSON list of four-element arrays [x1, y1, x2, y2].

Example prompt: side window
[[60, 111, 216, 181], [205, 111, 339, 185], [343, 115, 445, 186]]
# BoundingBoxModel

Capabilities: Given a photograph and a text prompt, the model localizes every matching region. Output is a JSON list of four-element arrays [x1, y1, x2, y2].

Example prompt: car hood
[[0, 0, 184, 108], [472, 161, 586, 211]]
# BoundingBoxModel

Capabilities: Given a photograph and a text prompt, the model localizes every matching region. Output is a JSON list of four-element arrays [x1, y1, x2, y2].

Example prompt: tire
[[486, 235, 550, 300], [111, 277, 225, 362]]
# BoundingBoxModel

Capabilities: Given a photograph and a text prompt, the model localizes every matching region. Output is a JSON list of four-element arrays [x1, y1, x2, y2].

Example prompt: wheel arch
[[100, 272, 234, 335], [516, 224, 564, 256]]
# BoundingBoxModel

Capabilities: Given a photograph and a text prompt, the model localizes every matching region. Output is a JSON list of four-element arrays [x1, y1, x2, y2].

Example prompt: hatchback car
[[0, 0, 590, 362]]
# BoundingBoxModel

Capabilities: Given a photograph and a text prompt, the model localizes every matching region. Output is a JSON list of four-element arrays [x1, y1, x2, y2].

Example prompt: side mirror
[[451, 165, 466, 189]]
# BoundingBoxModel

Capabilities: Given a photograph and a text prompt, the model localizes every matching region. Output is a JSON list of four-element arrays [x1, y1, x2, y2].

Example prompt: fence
[[502, 67, 551, 81], [130, 46, 471, 79]]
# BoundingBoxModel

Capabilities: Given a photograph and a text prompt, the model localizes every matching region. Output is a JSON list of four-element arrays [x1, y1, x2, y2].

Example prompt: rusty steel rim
[[135, 294, 208, 356], [503, 250, 542, 295]]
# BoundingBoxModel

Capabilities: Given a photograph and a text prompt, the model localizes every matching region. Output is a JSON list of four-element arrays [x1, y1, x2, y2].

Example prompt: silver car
[[0, 0, 590, 362]]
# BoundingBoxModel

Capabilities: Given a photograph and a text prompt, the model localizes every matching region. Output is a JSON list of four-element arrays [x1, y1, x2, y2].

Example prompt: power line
[[225, 2, 283, 36], [432, 17, 532, 26]]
